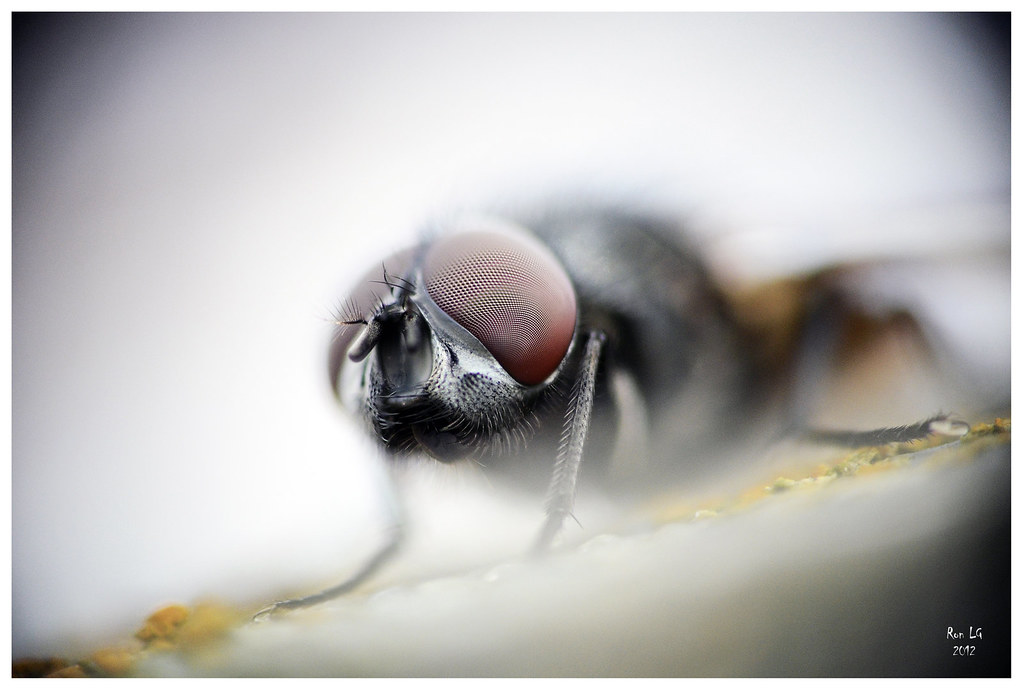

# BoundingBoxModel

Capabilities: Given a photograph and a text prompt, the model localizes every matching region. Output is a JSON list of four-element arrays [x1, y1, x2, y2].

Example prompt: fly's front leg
[[252, 523, 404, 620], [252, 468, 406, 620], [534, 330, 606, 553]]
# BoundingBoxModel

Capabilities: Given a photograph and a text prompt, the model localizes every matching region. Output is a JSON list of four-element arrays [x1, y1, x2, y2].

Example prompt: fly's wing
[[725, 259, 1008, 437], [704, 196, 1010, 429]]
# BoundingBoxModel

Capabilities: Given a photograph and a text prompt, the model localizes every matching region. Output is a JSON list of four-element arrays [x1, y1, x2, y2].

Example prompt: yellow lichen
[[86, 647, 136, 676], [173, 603, 242, 650], [45, 664, 88, 678], [135, 602, 240, 655], [766, 477, 797, 493], [136, 603, 190, 646], [12, 657, 74, 678]]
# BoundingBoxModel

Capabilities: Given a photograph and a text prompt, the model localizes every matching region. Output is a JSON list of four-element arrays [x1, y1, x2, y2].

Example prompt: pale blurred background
[[12, 12, 1009, 661]]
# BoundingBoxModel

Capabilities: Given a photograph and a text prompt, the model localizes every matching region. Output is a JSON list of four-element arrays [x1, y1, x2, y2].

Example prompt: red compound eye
[[423, 230, 578, 385]]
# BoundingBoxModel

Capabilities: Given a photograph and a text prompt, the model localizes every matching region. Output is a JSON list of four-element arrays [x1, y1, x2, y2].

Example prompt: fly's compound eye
[[422, 231, 578, 386]]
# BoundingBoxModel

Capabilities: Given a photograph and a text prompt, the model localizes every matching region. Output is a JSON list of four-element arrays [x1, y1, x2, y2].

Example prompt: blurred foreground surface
[[17, 420, 1010, 677]]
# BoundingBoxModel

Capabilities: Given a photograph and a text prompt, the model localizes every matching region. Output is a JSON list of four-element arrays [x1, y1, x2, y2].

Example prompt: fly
[[254, 205, 970, 618]]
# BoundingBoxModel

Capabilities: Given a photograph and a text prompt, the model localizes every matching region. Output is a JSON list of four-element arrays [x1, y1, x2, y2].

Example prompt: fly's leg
[[784, 285, 969, 447], [803, 414, 969, 447], [534, 330, 606, 553], [252, 523, 404, 620], [252, 466, 405, 620]]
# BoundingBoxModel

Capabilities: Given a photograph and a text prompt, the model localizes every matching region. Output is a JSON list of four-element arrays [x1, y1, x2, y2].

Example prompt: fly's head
[[329, 218, 579, 463]]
